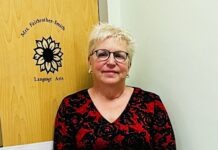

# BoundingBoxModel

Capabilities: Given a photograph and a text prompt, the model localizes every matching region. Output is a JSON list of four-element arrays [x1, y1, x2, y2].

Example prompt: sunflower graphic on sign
[[33, 36, 63, 73]]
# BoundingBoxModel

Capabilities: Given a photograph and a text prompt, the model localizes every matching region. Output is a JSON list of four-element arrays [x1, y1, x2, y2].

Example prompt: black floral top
[[53, 87, 176, 150]]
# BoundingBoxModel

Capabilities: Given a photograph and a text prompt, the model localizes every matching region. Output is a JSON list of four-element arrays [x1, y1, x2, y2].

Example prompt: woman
[[53, 23, 176, 150]]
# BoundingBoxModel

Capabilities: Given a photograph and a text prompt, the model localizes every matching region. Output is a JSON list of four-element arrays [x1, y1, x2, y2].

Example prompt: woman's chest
[[74, 108, 153, 149]]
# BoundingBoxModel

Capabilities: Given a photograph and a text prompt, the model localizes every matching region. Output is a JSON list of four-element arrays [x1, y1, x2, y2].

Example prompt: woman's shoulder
[[61, 88, 89, 102], [132, 87, 159, 98], [131, 86, 161, 100], [56, 89, 90, 116]]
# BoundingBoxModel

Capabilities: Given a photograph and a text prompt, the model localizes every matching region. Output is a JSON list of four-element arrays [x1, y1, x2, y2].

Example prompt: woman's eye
[[97, 51, 108, 57], [115, 53, 125, 59]]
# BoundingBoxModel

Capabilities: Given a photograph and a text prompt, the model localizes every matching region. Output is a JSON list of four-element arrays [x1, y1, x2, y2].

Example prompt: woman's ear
[[88, 57, 92, 73], [88, 67, 92, 74], [128, 61, 131, 69], [88, 56, 92, 65]]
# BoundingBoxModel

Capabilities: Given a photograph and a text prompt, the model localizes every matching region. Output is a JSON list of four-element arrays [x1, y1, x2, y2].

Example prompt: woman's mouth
[[102, 70, 119, 76]]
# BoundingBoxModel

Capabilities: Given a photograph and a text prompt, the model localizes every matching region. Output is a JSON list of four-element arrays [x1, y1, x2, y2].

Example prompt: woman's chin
[[100, 77, 124, 85]]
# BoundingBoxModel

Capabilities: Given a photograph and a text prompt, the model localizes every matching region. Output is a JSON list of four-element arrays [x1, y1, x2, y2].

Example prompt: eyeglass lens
[[94, 49, 128, 62]]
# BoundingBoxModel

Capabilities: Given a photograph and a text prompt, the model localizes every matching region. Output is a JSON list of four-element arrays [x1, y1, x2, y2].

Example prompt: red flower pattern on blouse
[[54, 87, 176, 150]]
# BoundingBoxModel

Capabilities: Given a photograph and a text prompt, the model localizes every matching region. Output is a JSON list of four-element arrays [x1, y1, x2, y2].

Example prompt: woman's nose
[[107, 53, 116, 64]]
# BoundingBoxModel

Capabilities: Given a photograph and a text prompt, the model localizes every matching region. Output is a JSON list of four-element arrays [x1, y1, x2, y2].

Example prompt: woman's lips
[[102, 70, 118, 73], [102, 71, 119, 76]]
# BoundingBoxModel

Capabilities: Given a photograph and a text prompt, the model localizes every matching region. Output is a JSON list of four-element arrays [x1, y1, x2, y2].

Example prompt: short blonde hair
[[88, 23, 135, 66]]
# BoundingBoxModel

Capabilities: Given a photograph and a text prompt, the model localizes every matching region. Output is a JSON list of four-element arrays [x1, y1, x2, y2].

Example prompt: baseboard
[[0, 141, 53, 150]]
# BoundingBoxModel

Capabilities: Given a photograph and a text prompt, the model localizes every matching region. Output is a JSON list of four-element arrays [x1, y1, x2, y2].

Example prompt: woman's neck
[[91, 83, 126, 100]]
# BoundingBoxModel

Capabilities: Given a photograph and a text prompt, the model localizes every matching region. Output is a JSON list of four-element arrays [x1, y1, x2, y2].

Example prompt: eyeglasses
[[90, 49, 129, 63]]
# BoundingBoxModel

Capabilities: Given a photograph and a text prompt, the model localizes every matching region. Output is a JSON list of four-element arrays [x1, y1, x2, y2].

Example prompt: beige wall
[[108, 0, 218, 149]]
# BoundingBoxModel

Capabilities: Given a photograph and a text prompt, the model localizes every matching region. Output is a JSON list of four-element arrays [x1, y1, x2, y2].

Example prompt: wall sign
[[20, 17, 65, 83]]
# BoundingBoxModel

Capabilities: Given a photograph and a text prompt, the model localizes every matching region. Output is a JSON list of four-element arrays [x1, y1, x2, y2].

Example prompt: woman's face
[[89, 37, 130, 86]]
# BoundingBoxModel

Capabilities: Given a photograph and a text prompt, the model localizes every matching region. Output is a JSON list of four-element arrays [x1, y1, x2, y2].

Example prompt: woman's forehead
[[96, 37, 127, 47], [94, 42, 127, 53]]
